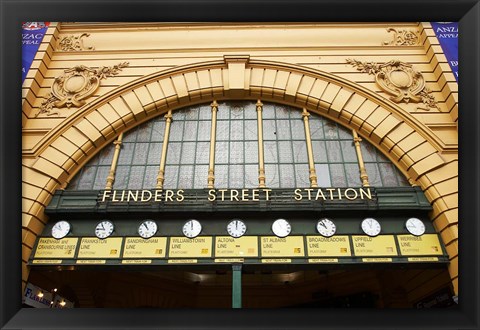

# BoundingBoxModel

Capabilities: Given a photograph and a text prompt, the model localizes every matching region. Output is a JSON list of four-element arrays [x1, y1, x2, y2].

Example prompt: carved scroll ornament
[[58, 33, 94, 51], [346, 59, 438, 111], [383, 28, 420, 46], [37, 62, 129, 117]]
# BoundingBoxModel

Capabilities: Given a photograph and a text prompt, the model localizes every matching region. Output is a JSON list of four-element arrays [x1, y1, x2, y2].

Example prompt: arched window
[[67, 101, 409, 190]]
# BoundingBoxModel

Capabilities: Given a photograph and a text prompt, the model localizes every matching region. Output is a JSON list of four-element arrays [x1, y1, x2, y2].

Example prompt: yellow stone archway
[[22, 56, 458, 294]]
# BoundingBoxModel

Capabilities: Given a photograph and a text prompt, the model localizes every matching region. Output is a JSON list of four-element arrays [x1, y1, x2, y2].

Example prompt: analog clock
[[138, 220, 158, 239], [316, 218, 336, 237], [227, 219, 247, 238], [183, 219, 202, 238], [272, 218, 291, 238], [95, 220, 114, 239], [405, 218, 426, 236], [51, 220, 71, 239], [361, 218, 381, 237]]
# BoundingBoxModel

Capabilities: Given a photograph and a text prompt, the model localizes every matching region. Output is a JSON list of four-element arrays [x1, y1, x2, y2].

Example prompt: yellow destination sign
[[214, 236, 258, 257], [34, 238, 78, 259], [408, 257, 439, 262], [352, 235, 398, 256], [76, 259, 106, 264], [214, 258, 245, 263], [32, 259, 62, 264], [77, 237, 122, 258], [308, 258, 339, 263], [167, 259, 198, 264], [397, 234, 443, 256], [168, 237, 212, 258], [260, 236, 305, 257], [306, 236, 351, 257], [121, 259, 152, 264], [123, 237, 167, 258], [362, 258, 393, 262], [261, 259, 292, 263]]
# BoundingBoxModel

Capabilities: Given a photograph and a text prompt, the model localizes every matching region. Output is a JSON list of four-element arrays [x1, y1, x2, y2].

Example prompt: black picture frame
[[1, 0, 478, 329]]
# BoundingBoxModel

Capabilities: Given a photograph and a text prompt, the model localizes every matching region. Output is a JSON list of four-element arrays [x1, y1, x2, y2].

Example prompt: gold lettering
[[360, 187, 372, 200], [263, 189, 272, 201], [154, 190, 163, 201], [230, 189, 239, 201], [252, 189, 259, 201], [120, 190, 126, 201], [165, 190, 174, 202], [326, 188, 335, 200], [176, 189, 184, 202], [208, 189, 216, 201], [112, 190, 120, 202], [219, 189, 227, 201], [101, 190, 111, 202], [344, 188, 358, 200], [241, 189, 249, 201], [315, 189, 326, 200], [305, 188, 313, 200], [294, 189, 303, 201], [141, 190, 152, 202], [337, 188, 342, 200], [127, 190, 138, 202]]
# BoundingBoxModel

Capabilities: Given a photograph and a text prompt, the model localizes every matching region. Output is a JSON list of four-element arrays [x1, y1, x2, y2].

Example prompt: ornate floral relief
[[58, 33, 94, 51], [36, 62, 129, 117], [346, 59, 438, 111], [383, 28, 420, 46]]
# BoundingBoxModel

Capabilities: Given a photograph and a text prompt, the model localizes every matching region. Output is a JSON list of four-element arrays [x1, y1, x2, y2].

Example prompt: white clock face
[[272, 219, 291, 238], [95, 220, 114, 239], [227, 219, 247, 238], [405, 218, 426, 236], [138, 220, 158, 239], [51, 221, 71, 239], [316, 218, 336, 237], [361, 218, 381, 237], [183, 219, 202, 238]]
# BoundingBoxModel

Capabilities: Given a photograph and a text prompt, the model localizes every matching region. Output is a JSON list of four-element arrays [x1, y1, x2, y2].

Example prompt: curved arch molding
[[22, 56, 458, 291]]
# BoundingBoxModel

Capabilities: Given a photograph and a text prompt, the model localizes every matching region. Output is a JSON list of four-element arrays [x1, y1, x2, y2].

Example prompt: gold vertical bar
[[207, 100, 218, 188], [256, 100, 266, 188], [352, 130, 370, 187], [302, 108, 318, 188], [105, 133, 124, 190], [156, 109, 173, 189]]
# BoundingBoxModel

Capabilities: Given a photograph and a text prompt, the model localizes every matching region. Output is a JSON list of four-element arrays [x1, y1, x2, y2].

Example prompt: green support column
[[232, 264, 242, 308]]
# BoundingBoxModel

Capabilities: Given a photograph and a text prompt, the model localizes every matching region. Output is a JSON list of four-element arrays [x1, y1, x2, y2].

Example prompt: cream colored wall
[[21, 22, 458, 297]]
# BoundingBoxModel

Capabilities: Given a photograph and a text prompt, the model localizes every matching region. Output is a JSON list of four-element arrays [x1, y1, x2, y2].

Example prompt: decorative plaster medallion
[[383, 28, 420, 46], [346, 59, 439, 111], [58, 33, 94, 51], [37, 62, 129, 117]]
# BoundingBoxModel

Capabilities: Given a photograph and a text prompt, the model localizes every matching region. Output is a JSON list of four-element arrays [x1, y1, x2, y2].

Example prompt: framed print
[[1, 0, 479, 329]]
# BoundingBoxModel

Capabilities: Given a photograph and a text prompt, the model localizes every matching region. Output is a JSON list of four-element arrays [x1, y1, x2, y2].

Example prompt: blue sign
[[431, 22, 458, 81], [22, 22, 49, 83]]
